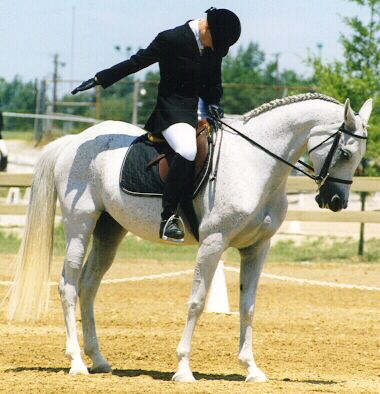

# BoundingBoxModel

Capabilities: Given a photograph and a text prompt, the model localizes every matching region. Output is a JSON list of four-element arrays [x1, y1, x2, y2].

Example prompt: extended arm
[[72, 32, 168, 94], [95, 32, 167, 89]]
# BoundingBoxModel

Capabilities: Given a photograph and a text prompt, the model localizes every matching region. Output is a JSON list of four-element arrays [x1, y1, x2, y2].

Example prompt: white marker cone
[[205, 260, 230, 314]]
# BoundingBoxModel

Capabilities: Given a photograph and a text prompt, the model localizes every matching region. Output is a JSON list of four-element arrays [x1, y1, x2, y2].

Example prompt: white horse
[[7, 93, 372, 382]]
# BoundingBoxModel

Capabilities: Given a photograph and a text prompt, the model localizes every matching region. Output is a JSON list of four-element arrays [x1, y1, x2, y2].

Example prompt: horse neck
[[240, 99, 343, 180]]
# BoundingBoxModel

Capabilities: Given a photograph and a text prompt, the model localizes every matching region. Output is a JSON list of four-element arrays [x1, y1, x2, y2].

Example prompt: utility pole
[[317, 43, 323, 59], [70, 6, 76, 90], [274, 53, 281, 83], [52, 54, 59, 113], [34, 80, 47, 142], [52, 54, 65, 113]]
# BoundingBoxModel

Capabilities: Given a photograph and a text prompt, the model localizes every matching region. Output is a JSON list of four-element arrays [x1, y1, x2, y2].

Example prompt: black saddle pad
[[119, 134, 213, 198]]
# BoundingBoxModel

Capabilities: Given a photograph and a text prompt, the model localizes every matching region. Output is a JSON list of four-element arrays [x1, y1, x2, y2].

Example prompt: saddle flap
[[119, 122, 213, 199]]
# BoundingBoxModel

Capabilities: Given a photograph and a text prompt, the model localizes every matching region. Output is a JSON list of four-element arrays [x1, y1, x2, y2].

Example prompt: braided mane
[[243, 92, 342, 122]]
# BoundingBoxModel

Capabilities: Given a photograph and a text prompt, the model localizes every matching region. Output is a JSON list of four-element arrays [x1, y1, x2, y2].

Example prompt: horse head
[[308, 98, 372, 211]]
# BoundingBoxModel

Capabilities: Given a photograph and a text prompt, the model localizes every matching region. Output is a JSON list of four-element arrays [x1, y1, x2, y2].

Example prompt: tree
[[308, 0, 380, 256], [0, 77, 36, 130], [222, 42, 312, 114], [308, 0, 380, 175]]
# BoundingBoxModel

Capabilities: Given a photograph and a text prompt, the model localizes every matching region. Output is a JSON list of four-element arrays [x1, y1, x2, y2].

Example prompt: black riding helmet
[[206, 7, 241, 57]]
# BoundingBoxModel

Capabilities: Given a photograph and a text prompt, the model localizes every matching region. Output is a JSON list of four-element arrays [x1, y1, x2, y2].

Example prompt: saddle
[[119, 120, 214, 241], [119, 120, 213, 198]]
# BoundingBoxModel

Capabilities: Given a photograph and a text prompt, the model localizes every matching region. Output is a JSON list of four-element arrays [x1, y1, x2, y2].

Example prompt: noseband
[[302, 123, 367, 188], [213, 118, 368, 190]]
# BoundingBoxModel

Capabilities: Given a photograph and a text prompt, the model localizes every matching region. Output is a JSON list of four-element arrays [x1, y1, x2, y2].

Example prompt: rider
[[72, 7, 241, 242]]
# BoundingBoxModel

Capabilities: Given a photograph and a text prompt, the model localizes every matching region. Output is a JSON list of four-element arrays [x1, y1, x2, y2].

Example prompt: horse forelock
[[243, 93, 342, 123]]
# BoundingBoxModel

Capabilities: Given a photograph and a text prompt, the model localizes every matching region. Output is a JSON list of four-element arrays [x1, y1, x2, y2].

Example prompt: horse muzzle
[[315, 184, 348, 212]]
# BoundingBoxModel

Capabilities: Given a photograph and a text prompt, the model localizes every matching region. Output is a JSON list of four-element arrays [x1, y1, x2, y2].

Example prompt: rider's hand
[[71, 78, 98, 95], [208, 104, 224, 120]]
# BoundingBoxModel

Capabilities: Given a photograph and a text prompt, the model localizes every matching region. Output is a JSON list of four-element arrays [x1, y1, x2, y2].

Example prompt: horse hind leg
[[79, 212, 127, 373], [58, 211, 99, 375]]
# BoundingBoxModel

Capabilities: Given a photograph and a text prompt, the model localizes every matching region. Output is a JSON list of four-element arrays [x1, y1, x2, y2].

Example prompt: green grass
[[0, 187, 29, 199], [0, 225, 379, 263], [0, 230, 22, 254], [2, 130, 35, 141], [266, 238, 380, 263]]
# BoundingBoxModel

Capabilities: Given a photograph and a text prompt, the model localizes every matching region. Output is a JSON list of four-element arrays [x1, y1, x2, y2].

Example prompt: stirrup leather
[[160, 214, 185, 243]]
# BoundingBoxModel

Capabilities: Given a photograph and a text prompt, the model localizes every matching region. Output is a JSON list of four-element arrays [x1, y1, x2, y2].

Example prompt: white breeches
[[162, 123, 197, 161]]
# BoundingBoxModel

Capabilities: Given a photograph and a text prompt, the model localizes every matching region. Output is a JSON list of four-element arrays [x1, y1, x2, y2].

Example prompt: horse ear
[[359, 98, 373, 125], [344, 98, 356, 130]]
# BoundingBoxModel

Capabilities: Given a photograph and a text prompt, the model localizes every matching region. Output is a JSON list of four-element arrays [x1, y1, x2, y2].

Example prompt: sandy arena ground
[[0, 256, 379, 393]]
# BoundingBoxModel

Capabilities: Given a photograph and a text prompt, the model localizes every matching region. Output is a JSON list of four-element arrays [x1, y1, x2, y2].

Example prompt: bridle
[[301, 123, 367, 187], [213, 117, 368, 189]]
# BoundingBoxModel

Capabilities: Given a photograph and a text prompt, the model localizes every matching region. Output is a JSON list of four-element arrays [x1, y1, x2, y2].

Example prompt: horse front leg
[[238, 240, 270, 382], [172, 232, 226, 382]]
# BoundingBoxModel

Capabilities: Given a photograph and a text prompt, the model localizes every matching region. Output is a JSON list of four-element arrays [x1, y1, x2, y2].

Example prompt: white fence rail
[[0, 174, 379, 223], [3, 111, 100, 124]]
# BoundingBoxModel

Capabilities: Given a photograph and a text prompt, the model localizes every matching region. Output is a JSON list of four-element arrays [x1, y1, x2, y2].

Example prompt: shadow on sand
[[5, 367, 344, 386], [5, 366, 244, 382]]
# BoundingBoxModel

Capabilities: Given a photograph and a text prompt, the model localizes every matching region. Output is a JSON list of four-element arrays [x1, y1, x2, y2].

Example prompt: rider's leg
[[162, 123, 197, 162], [160, 123, 196, 242]]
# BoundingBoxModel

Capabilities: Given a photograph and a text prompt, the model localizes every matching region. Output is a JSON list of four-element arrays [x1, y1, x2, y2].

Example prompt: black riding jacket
[[95, 22, 223, 134]]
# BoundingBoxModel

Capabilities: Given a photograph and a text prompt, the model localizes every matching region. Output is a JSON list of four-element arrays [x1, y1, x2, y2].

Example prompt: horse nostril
[[329, 194, 343, 212]]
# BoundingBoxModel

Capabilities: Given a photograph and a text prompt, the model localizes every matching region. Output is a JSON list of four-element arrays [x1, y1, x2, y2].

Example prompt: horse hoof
[[91, 363, 113, 374], [246, 371, 268, 383], [172, 370, 196, 382], [69, 366, 89, 376]]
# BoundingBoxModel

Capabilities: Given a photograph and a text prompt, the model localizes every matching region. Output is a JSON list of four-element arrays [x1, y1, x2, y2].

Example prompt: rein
[[214, 118, 367, 189]]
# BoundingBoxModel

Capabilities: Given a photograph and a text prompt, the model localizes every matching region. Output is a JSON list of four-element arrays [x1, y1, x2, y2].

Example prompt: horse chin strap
[[213, 118, 367, 190]]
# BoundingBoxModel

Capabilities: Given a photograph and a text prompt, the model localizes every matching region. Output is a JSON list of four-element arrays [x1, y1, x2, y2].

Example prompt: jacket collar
[[183, 22, 201, 58], [188, 19, 204, 54]]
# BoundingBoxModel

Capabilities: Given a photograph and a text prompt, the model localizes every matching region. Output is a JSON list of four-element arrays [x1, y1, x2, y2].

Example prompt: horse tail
[[7, 135, 74, 321]]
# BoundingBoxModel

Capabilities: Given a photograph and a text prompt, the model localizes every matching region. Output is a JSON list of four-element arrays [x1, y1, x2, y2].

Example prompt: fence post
[[358, 192, 367, 256]]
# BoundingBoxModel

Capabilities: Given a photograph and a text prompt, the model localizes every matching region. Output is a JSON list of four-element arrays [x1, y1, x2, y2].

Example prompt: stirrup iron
[[161, 214, 185, 243]]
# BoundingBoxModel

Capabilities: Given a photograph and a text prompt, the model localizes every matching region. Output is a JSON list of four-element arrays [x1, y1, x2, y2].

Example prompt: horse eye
[[340, 149, 352, 160]]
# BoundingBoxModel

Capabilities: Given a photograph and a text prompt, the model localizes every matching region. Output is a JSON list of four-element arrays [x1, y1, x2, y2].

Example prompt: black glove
[[208, 104, 224, 120], [71, 78, 98, 95]]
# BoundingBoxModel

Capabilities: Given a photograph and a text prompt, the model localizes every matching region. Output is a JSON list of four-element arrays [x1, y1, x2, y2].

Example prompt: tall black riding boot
[[160, 153, 194, 242]]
